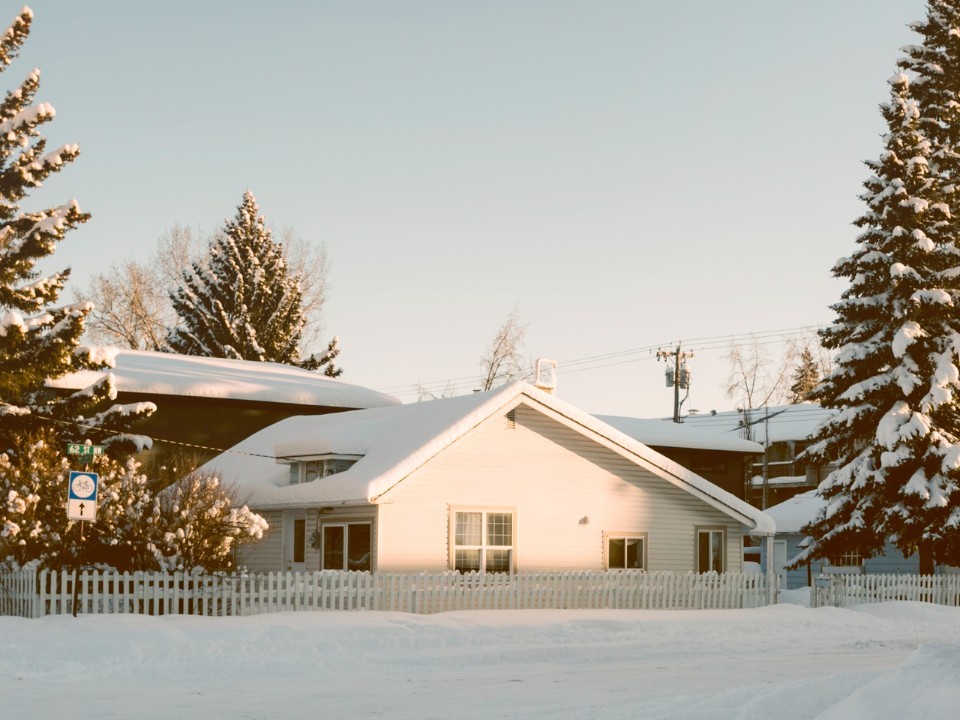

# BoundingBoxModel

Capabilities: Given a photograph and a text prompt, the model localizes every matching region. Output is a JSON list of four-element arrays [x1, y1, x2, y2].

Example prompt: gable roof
[[204, 382, 774, 535], [47, 349, 401, 409]]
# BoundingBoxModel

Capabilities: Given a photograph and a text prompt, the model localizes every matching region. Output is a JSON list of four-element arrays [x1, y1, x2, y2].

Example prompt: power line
[[378, 323, 830, 401]]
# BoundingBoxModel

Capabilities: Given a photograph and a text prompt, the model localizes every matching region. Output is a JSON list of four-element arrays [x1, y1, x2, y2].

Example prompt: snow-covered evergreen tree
[[0, 7, 159, 570], [0, 8, 152, 456], [789, 347, 820, 403], [801, 68, 960, 569], [898, 1, 960, 202], [167, 192, 341, 374]]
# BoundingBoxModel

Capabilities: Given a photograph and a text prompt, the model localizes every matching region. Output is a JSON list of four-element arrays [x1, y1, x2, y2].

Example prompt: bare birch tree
[[724, 335, 794, 411], [479, 308, 529, 390]]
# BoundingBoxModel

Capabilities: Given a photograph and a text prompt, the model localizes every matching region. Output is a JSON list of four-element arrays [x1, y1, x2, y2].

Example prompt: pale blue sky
[[17, 1, 928, 416]]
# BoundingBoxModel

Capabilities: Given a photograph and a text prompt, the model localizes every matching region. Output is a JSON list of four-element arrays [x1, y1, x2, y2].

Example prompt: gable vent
[[505, 408, 517, 429]]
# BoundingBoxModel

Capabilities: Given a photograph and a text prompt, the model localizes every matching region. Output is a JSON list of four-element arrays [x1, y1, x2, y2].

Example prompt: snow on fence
[[811, 572, 960, 609], [0, 569, 771, 618]]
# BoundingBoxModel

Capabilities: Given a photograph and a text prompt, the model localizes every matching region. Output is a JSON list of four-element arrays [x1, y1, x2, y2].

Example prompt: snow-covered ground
[[2, 597, 959, 720]]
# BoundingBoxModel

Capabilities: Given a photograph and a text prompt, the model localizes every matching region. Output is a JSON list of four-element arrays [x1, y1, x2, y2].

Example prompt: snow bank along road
[[1, 601, 959, 719]]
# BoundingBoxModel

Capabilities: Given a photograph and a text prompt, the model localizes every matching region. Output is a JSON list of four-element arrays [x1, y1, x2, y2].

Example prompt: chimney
[[534, 358, 558, 394]]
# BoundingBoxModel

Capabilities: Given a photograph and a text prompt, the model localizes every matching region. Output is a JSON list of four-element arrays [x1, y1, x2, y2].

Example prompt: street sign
[[66, 471, 99, 522], [67, 443, 104, 457]]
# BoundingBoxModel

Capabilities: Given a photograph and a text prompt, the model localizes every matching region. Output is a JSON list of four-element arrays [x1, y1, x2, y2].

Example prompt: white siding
[[378, 404, 744, 572], [237, 509, 283, 572], [241, 506, 377, 572]]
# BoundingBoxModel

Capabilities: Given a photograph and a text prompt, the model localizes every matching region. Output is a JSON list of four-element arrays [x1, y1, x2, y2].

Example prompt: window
[[321, 522, 372, 571], [697, 528, 725, 573], [451, 510, 515, 573], [831, 548, 862, 567], [289, 457, 359, 484], [292, 518, 306, 564], [605, 533, 646, 570]]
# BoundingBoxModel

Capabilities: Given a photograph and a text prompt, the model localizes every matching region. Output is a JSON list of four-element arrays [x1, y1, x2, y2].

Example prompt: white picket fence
[[811, 572, 960, 609], [0, 569, 772, 618]]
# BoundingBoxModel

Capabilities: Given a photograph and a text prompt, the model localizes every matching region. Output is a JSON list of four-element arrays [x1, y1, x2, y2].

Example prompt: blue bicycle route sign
[[66, 471, 99, 522]]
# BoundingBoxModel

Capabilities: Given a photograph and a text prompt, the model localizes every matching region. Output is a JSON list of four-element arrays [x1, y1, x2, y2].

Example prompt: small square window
[[605, 533, 646, 570]]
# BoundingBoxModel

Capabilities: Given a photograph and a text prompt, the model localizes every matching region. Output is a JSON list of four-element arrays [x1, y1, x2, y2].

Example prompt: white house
[[201, 383, 774, 571], [203, 382, 775, 577]]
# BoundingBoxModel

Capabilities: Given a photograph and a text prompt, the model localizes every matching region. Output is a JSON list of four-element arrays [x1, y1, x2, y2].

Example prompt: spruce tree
[[167, 191, 341, 374], [0, 8, 155, 570], [898, 1, 960, 199], [801, 69, 960, 569], [788, 348, 820, 403], [0, 8, 151, 456]]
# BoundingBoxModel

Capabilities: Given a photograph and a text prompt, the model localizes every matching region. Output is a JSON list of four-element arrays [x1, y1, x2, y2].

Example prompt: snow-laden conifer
[[789, 348, 820, 404], [802, 69, 960, 568], [0, 8, 153, 456], [168, 192, 341, 374], [0, 8, 162, 570], [898, 1, 960, 190]]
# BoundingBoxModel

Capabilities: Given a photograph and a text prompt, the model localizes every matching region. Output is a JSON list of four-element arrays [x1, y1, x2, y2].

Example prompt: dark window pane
[[486, 549, 511, 573], [625, 538, 643, 569], [609, 538, 625, 569], [323, 525, 345, 570], [456, 549, 481, 573], [293, 519, 306, 563], [347, 524, 371, 571], [698, 531, 711, 573]]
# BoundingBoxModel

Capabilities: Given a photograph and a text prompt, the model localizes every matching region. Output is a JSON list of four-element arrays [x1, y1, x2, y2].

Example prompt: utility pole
[[657, 343, 694, 423]]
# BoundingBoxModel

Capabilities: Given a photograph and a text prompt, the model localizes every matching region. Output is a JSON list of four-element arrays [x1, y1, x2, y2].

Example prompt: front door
[[284, 510, 307, 572]]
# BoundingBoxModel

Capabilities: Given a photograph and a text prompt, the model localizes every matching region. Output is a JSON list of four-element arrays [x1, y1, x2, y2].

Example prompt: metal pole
[[673, 344, 681, 423]]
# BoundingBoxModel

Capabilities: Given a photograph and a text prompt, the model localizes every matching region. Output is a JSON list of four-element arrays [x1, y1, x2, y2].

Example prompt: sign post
[[65, 447, 101, 616]]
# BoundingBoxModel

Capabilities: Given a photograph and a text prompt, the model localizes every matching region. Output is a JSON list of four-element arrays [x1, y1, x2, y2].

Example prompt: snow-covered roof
[[762, 490, 823, 533], [676, 403, 837, 445], [596, 415, 763, 454], [203, 382, 774, 535], [47, 349, 400, 409]]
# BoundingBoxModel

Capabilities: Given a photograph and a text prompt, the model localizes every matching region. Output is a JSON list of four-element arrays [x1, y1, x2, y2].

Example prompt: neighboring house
[[679, 404, 838, 509], [47, 349, 400, 463], [760, 489, 921, 589], [596, 415, 763, 501], [202, 382, 775, 576]]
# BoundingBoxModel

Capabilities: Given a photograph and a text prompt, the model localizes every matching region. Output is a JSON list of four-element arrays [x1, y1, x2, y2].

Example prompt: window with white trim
[[451, 510, 515, 573], [605, 533, 646, 570], [697, 528, 726, 573]]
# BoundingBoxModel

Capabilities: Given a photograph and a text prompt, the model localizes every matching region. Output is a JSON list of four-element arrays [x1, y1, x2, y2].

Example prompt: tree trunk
[[918, 541, 935, 576]]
